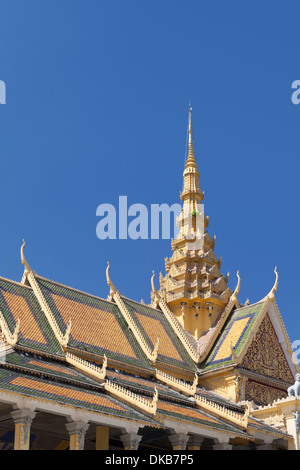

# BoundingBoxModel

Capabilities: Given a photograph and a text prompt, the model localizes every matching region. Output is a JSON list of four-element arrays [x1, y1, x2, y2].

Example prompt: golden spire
[[185, 104, 198, 169], [158, 105, 230, 340]]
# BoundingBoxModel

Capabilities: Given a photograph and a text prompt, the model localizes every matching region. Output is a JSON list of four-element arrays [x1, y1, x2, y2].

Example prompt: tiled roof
[[196, 387, 244, 412], [200, 302, 265, 371], [0, 278, 63, 358], [0, 356, 256, 436], [34, 276, 153, 371], [3, 351, 100, 388], [246, 415, 288, 437], [0, 345, 288, 439], [0, 367, 156, 425], [121, 297, 197, 372], [106, 369, 193, 404], [0, 272, 290, 444], [156, 400, 251, 436]]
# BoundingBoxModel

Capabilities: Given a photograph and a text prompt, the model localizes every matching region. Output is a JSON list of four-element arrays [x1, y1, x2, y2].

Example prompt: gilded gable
[[240, 314, 294, 383]]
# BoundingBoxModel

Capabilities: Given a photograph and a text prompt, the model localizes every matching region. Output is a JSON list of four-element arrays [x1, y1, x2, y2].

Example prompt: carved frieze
[[245, 380, 287, 406], [240, 314, 294, 383]]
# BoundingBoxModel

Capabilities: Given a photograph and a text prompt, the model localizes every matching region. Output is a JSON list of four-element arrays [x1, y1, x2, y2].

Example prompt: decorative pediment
[[240, 313, 294, 383]]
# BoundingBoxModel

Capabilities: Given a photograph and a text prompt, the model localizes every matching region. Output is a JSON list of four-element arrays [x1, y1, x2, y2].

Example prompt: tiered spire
[[157, 106, 233, 340], [185, 104, 198, 168]]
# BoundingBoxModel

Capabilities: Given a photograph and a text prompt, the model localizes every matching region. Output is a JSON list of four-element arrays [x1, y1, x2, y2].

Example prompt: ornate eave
[[20, 241, 71, 349], [106, 262, 159, 364], [0, 312, 20, 346], [104, 380, 158, 416], [66, 352, 107, 382]]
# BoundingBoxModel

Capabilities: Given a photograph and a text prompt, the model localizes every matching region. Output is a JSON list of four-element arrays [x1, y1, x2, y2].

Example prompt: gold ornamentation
[[240, 314, 294, 383], [265, 266, 278, 301], [150, 271, 160, 309], [20, 239, 33, 279], [231, 271, 241, 302], [245, 380, 287, 406]]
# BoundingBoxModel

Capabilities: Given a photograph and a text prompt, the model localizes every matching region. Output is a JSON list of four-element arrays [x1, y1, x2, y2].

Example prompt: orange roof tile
[[11, 376, 125, 411], [50, 293, 137, 359], [2, 290, 47, 345]]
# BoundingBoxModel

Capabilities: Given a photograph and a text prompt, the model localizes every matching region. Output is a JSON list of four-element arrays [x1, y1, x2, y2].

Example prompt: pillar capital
[[11, 408, 36, 450], [120, 432, 142, 450], [168, 432, 189, 450], [66, 420, 89, 450], [187, 435, 204, 450], [212, 442, 233, 450], [11, 408, 36, 423]]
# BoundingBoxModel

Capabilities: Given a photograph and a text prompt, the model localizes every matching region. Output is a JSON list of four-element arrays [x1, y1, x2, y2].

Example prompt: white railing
[[66, 352, 107, 381], [105, 380, 158, 415], [156, 369, 197, 396]]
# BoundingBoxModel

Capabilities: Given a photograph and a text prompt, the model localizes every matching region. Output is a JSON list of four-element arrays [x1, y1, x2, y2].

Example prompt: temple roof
[[199, 297, 296, 386], [0, 366, 156, 425], [33, 275, 153, 372], [0, 348, 286, 440], [201, 302, 266, 371], [120, 296, 197, 372], [0, 277, 63, 358], [0, 244, 293, 445], [0, 216, 294, 448]]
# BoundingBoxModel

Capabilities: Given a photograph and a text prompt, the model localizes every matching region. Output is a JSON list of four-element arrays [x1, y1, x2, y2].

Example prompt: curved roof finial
[[151, 271, 160, 308], [151, 271, 158, 295], [268, 266, 278, 301], [106, 261, 118, 301], [20, 239, 32, 275], [151, 337, 160, 363], [231, 271, 241, 302], [152, 387, 158, 410]]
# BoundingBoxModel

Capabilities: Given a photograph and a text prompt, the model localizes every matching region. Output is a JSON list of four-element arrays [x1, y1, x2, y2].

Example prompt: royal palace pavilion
[[0, 107, 299, 451]]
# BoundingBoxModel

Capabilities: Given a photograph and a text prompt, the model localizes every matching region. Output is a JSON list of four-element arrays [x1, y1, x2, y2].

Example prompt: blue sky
[[0, 1, 299, 345]]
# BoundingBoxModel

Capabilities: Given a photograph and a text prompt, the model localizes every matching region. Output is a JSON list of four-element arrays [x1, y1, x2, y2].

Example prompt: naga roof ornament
[[21, 239, 33, 277]]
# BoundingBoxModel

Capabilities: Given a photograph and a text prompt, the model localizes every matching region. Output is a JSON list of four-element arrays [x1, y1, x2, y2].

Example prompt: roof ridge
[[0, 276, 33, 290], [121, 295, 162, 312], [34, 274, 116, 306], [234, 300, 266, 311]]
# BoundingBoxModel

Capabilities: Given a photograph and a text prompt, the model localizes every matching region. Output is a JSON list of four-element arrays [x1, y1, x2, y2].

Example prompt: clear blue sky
[[0, 1, 299, 345]]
